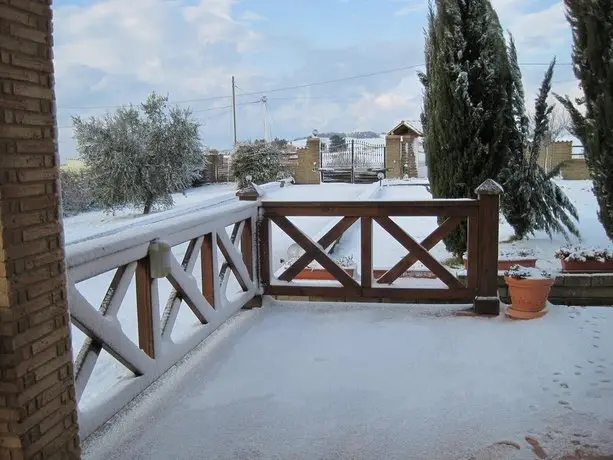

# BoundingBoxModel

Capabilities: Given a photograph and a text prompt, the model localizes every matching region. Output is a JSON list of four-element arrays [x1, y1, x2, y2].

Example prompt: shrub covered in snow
[[230, 141, 287, 189], [504, 265, 553, 280], [59, 168, 98, 217], [554, 246, 613, 262], [72, 92, 205, 215]]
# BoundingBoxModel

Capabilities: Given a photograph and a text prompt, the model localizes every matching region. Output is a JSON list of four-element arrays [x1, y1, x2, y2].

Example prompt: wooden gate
[[258, 180, 503, 315], [320, 139, 386, 183]]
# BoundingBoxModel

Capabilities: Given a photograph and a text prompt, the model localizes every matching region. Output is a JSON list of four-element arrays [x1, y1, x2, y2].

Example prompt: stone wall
[[496, 273, 613, 306], [292, 137, 320, 184], [538, 141, 591, 181], [0, 0, 81, 458]]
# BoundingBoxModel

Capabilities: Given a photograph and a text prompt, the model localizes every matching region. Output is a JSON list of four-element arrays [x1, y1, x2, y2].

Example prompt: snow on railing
[[66, 200, 260, 439]]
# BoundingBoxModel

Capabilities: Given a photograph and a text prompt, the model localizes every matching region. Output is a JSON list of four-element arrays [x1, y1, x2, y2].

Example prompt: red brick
[[26, 275, 65, 304], [21, 223, 59, 242], [18, 194, 58, 212], [8, 24, 47, 45], [0, 95, 40, 112], [15, 140, 53, 154], [11, 83, 52, 100], [9, 54, 51, 73], [0, 35, 38, 56], [0, 210, 49, 229], [13, 111, 52, 127], [0, 5, 35, 27], [8, 0, 49, 17], [0, 154, 46, 168], [0, 64, 39, 84], [0, 125, 43, 140], [0, 183, 45, 198]]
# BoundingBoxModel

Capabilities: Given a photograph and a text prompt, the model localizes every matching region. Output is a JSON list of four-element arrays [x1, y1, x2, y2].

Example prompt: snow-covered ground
[[63, 183, 237, 245], [82, 301, 613, 460]]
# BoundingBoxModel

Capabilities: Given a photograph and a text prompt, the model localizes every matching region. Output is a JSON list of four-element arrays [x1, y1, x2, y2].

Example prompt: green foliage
[[230, 141, 285, 189], [419, 0, 513, 257], [329, 134, 347, 153], [554, 0, 613, 242], [72, 92, 205, 215], [59, 168, 97, 217], [500, 50, 579, 240]]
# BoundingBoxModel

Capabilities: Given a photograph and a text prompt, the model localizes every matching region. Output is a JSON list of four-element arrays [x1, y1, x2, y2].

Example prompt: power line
[[56, 61, 574, 111]]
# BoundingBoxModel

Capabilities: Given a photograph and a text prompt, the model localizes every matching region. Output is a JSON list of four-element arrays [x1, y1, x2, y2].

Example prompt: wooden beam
[[278, 217, 358, 281], [377, 217, 463, 284], [258, 216, 271, 288], [263, 200, 478, 217], [361, 217, 373, 289], [136, 257, 155, 358], [375, 216, 465, 290], [201, 232, 216, 308], [265, 284, 473, 301], [271, 215, 360, 291], [241, 218, 254, 281]]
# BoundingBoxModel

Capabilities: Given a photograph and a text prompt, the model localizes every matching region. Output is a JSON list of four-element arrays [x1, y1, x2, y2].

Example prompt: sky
[[53, 0, 581, 160]]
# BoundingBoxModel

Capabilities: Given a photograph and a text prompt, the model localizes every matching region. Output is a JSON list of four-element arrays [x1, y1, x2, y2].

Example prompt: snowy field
[[63, 183, 236, 245], [82, 301, 613, 460]]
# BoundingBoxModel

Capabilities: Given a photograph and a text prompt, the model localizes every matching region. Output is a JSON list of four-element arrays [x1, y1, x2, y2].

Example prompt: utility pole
[[231, 76, 237, 145], [262, 96, 268, 142]]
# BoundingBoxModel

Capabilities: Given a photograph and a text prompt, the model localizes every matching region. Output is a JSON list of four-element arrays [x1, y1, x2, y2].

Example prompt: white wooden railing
[[66, 199, 261, 438]]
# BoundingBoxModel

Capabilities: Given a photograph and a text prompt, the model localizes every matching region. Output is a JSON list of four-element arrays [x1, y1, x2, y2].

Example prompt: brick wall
[[561, 158, 591, 180], [0, 1, 81, 459]]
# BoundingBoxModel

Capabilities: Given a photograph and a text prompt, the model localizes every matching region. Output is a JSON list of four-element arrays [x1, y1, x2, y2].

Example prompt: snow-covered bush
[[59, 169, 98, 217], [554, 246, 613, 262], [504, 265, 553, 280], [72, 92, 205, 215], [230, 141, 286, 189]]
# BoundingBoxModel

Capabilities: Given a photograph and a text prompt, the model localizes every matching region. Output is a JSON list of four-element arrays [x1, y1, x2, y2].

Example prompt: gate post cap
[[475, 179, 504, 196]]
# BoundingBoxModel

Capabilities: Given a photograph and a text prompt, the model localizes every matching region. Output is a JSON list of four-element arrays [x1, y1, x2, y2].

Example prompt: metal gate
[[320, 139, 386, 183]]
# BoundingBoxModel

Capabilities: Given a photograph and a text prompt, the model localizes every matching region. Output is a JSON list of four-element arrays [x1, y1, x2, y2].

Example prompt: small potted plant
[[463, 247, 537, 271], [504, 264, 555, 320], [555, 246, 613, 272]]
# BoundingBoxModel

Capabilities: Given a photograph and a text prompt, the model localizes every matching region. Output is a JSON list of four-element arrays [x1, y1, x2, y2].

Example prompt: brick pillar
[[401, 134, 418, 178], [295, 137, 320, 184], [385, 135, 402, 179], [0, 1, 82, 459]]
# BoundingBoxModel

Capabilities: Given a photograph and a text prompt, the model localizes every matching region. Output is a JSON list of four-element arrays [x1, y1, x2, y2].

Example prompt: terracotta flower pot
[[295, 268, 355, 281], [463, 258, 537, 271], [561, 258, 613, 272], [504, 276, 555, 320]]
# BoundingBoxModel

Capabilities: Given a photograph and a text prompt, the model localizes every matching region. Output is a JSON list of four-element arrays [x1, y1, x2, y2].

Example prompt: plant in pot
[[503, 265, 556, 320], [463, 247, 537, 271], [555, 246, 613, 272]]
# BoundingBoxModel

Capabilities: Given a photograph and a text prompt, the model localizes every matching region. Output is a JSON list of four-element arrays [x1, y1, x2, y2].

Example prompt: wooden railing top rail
[[65, 200, 258, 283], [262, 200, 479, 217]]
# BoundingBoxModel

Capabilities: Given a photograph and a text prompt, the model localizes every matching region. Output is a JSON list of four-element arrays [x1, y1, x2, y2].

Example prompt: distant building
[[387, 120, 423, 137]]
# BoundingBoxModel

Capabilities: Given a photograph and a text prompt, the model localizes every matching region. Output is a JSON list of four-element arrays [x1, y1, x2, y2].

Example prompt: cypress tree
[[419, 0, 513, 258], [554, 0, 613, 242], [500, 41, 579, 240]]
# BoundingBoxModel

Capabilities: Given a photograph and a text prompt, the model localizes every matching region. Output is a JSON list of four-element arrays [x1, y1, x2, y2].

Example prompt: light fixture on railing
[[149, 240, 171, 278], [246, 174, 253, 183], [377, 172, 384, 187]]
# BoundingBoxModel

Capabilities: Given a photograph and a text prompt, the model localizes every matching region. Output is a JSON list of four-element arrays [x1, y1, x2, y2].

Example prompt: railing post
[[473, 179, 504, 315], [351, 139, 355, 184], [237, 187, 264, 308]]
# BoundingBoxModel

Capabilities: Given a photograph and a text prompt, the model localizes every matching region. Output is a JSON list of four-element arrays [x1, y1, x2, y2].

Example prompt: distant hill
[[293, 130, 383, 142]]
